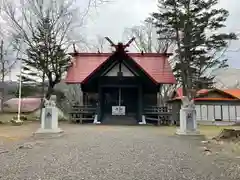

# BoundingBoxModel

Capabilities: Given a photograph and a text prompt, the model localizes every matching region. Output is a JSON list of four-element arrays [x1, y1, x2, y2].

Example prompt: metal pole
[[17, 1, 24, 122], [17, 54, 22, 122], [118, 87, 121, 107]]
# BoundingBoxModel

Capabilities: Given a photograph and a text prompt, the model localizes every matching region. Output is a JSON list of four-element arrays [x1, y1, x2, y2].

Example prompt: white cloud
[[82, 0, 157, 42], [7, 0, 240, 80], [82, 0, 240, 67]]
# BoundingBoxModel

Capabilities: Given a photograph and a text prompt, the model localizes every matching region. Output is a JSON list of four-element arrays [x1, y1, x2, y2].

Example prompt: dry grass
[[199, 125, 240, 156], [0, 113, 38, 124], [0, 122, 39, 143], [149, 125, 240, 137], [0, 113, 16, 124], [199, 125, 240, 139], [0, 113, 40, 144]]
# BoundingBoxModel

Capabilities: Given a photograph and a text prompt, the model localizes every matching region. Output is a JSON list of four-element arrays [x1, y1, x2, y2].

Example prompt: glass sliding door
[[103, 87, 138, 116]]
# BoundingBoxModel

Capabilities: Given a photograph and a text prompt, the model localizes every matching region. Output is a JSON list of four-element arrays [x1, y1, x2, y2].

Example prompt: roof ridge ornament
[[73, 43, 78, 55], [105, 37, 135, 52]]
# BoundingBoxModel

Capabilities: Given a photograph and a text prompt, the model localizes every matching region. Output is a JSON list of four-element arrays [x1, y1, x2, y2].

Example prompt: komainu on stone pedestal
[[35, 95, 63, 135], [176, 96, 200, 135], [181, 96, 195, 109]]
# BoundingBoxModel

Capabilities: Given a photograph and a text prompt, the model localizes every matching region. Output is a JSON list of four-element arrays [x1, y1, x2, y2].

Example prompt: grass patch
[[0, 113, 39, 125], [0, 113, 16, 124], [199, 125, 240, 156]]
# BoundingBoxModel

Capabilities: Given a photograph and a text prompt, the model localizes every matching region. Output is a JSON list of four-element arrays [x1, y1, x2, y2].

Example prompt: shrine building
[[65, 40, 176, 124]]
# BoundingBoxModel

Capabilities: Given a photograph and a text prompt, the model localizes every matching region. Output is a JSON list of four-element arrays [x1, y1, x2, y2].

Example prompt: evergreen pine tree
[[152, 0, 237, 98], [21, 14, 69, 99]]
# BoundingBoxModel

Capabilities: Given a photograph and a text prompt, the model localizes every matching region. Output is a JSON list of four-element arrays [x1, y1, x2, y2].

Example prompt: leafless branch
[[123, 18, 175, 53], [123, 18, 177, 105], [2, 0, 106, 52]]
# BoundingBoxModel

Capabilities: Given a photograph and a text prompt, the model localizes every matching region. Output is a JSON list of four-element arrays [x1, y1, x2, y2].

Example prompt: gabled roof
[[170, 88, 240, 101], [222, 89, 240, 99], [170, 88, 209, 100], [65, 53, 176, 84]]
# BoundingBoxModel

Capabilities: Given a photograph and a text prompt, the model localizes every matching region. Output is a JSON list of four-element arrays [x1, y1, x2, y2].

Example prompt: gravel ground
[[0, 125, 240, 180]]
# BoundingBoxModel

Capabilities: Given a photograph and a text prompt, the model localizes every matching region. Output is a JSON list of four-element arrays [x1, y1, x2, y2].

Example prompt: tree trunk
[[39, 74, 45, 122], [46, 82, 55, 100]]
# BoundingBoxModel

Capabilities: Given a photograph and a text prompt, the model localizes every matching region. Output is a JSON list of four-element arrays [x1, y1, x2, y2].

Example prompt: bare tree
[[124, 18, 175, 54], [92, 35, 107, 53], [0, 39, 19, 111], [123, 18, 176, 105], [90, 35, 115, 53], [2, 0, 108, 96]]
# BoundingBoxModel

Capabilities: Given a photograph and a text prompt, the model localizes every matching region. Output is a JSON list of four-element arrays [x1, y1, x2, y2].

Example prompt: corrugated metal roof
[[223, 89, 240, 99], [193, 97, 238, 101], [171, 88, 240, 101], [65, 53, 176, 84], [65, 54, 108, 84], [174, 88, 209, 98]]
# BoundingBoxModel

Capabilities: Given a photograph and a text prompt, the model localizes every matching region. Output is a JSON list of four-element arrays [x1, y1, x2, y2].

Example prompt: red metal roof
[[193, 97, 238, 101], [222, 89, 240, 99], [173, 88, 209, 99], [171, 88, 240, 101], [65, 53, 176, 84]]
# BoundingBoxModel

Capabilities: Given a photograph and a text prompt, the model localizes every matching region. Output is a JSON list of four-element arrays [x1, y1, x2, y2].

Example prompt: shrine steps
[[101, 114, 137, 125]]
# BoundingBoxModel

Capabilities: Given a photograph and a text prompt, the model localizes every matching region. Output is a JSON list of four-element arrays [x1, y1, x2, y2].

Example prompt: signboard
[[186, 111, 194, 130], [44, 108, 52, 129], [112, 106, 125, 115]]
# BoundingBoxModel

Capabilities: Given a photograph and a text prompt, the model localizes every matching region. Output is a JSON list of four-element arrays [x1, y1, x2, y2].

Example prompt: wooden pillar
[[157, 85, 161, 106], [97, 85, 102, 122], [79, 84, 83, 124], [79, 84, 83, 106], [138, 85, 143, 122]]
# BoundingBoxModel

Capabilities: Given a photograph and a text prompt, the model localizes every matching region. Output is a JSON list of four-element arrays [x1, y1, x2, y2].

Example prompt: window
[[195, 105, 201, 121], [214, 105, 222, 120], [207, 105, 214, 121], [222, 105, 229, 121], [201, 105, 207, 121], [229, 106, 236, 121], [236, 106, 240, 122]]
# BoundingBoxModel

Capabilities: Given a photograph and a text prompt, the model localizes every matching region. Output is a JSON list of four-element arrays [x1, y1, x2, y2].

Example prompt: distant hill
[[0, 81, 18, 92], [213, 68, 240, 88]]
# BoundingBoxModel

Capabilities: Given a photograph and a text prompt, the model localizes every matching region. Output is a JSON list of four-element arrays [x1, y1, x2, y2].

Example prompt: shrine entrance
[[103, 87, 138, 115], [102, 86, 138, 124]]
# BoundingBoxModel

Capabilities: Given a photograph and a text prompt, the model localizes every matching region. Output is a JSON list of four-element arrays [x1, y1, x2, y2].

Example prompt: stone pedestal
[[139, 115, 146, 125], [176, 107, 200, 135], [93, 115, 101, 124], [35, 95, 63, 135]]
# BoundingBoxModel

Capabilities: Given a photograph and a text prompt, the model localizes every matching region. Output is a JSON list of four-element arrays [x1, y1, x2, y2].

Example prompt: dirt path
[[0, 124, 240, 180]]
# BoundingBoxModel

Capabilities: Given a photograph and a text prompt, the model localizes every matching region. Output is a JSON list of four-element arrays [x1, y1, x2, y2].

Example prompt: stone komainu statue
[[181, 96, 195, 109], [44, 95, 57, 107]]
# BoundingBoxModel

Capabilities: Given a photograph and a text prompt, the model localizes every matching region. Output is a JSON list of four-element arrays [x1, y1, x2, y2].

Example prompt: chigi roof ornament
[[69, 43, 78, 67], [105, 37, 135, 52]]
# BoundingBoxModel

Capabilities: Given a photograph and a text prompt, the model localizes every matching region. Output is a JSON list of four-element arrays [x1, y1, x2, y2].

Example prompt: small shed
[[169, 88, 240, 125]]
